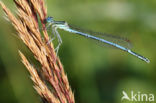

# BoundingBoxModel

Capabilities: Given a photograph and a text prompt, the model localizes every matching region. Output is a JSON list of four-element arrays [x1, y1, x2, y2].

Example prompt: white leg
[[54, 27, 62, 54], [47, 25, 62, 54], [47, 25, 57, 44]]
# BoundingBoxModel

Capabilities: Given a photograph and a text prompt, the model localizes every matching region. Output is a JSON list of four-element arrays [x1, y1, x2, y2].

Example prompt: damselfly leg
[[52, 25, 62, 54], [46, 23, 63, 54]]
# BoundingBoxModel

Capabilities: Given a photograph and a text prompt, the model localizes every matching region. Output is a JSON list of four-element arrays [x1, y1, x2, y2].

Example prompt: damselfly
[[45, 17, 150, 63]]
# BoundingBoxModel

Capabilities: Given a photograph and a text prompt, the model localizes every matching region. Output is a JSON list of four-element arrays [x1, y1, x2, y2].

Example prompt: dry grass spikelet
[[0, 0, 75, 103]]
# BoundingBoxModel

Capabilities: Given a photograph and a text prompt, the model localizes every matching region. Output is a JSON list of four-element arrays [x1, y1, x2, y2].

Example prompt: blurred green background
[[0, 0, 156, 103]]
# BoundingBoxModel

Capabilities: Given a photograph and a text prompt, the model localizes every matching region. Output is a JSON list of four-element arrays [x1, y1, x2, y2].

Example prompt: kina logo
[[121, 90, 154, 102]]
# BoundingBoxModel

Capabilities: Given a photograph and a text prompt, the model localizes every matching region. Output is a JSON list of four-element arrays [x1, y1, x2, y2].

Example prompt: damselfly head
[[46, 16, 54, 23]]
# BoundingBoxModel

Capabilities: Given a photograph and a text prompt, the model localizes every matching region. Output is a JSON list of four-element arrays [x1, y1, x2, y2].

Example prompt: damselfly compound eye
[[46, 17, 54, 23]]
